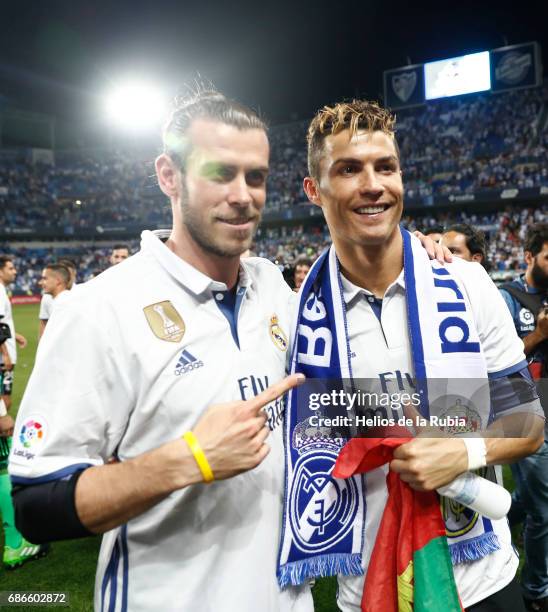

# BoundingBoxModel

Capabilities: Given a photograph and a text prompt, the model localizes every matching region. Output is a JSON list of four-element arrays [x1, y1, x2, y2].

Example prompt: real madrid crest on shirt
[[269, 314, 288, 351], [144, 301, 185, 342]]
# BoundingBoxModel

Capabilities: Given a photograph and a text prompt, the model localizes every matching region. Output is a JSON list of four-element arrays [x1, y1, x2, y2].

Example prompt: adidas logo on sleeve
[[174, 349, 204, 376]]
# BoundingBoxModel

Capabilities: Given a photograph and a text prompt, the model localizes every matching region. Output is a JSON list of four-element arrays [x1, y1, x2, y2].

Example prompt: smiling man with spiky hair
[[278, 99, 545, 612]]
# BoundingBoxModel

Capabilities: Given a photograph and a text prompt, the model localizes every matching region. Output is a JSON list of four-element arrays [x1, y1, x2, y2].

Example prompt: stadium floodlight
[[104, 80, 167, 131]]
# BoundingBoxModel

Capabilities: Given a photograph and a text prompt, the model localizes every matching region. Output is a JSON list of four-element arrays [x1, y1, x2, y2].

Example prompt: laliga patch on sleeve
[[519, 307, 534, 326], [12, 414, 49, 462]]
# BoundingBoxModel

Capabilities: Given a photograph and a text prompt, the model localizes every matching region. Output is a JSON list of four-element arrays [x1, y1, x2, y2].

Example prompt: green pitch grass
[[1, 305, 101, 611], [0, 304, 522, 611]]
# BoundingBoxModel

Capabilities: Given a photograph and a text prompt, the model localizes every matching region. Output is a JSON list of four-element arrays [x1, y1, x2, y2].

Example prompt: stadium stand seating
[[1, 86, 547, 294], [2, 203, 546, 295]]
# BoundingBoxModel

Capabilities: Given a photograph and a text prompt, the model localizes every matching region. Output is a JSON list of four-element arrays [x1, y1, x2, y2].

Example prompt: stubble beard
[[531, 259, 548, 290], [179, 191, 260, 258]]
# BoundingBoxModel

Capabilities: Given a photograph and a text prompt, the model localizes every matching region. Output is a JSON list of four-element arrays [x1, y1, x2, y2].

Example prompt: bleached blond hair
[[307, 99, 397, 179]]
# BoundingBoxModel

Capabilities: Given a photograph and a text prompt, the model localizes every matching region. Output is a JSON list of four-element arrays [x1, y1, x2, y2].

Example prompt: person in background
[[39, 258, 78, 340], [500, 223, 548, 612], [0, 255, 48, 569], [109, 244, 130, 267], [41, 264, 71, 305], [441, 223, 488, 268], [292, 255, 312, 291], [422, 224, 444, 243]]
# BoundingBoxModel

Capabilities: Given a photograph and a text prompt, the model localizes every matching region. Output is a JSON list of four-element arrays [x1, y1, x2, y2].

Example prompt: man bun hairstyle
[[163, 83, 267, 171]]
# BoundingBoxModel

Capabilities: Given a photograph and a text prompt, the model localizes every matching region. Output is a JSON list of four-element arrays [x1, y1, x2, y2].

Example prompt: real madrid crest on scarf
[[277, 229, 499, 589], [277, 247, 366, 588], [288, 419, 361, 558]]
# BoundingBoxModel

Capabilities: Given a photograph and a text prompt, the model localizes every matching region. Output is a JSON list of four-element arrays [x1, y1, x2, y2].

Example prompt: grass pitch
[[1, 304, 522, 611], [1, 305, 100, 611]]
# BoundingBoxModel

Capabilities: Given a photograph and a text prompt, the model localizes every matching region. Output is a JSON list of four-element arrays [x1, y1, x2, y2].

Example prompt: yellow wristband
[[182, 431, 214, 483]]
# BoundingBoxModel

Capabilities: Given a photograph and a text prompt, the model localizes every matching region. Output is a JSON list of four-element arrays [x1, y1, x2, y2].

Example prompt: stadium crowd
[[0, 86, 546, 234], [264, 85, 548, 207], [1, 203, 546, 295], [399, 86, 547, 199]]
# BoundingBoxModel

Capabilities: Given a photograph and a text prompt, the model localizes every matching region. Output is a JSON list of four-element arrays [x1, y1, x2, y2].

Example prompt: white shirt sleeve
[[0, 285, 7, 319], [0, 284, 16, 363], [38, 293, 54, 320], [9, 292, 135, 484], [454, 261, 526, 376]]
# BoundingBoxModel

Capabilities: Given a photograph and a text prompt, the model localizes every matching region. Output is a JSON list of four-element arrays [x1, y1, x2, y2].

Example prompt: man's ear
[[155, 154, 180, 198], [525, 250, 534, 267], [303, 177, 322, 207], [472, 254, 483, 264]]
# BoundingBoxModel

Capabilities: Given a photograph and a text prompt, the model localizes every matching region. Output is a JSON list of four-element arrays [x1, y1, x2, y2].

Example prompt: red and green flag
[[333, 437, 463, 612]]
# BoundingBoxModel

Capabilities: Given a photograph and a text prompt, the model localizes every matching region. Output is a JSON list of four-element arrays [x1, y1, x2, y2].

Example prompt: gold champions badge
[[269, 315, 288, 351], [143, 301, 185, 343]]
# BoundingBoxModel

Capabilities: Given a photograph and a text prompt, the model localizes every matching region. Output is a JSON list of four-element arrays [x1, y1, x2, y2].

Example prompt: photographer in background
[[290, 255, 312, 291], [500, 223, 548, 612]]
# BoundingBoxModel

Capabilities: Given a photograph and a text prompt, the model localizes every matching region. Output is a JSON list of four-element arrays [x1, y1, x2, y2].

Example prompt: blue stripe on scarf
[[402, 228, 430, 412], [121, 525, 129, 612]]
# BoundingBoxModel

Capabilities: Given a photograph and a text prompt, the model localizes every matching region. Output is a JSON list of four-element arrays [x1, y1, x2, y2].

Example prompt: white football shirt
[[0, 283, 16, 364], [10, 230, 312, 612], [331, 259, 526, 609], [39, 293, 54, 321], [51, 289, 71, 312]]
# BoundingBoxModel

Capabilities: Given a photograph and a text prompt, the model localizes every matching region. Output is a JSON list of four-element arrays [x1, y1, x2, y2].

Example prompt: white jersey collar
[[340, 267, 405, 305], [142, 230, 252, 296]]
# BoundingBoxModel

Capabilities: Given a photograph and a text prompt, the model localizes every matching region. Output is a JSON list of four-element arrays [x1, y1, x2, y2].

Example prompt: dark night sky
[[1, 0, 547, 127]]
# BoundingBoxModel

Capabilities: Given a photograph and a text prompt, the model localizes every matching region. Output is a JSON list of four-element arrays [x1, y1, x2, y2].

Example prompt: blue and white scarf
[[277, 229, 499, 588]]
